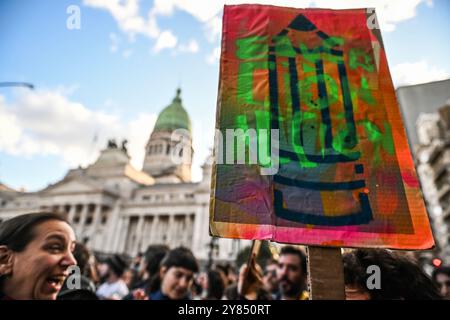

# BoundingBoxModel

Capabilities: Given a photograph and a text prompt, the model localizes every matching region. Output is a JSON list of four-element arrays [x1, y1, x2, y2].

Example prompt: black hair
[[148, 247, 198, 293], [206, 269, 225, 300], [0, 212, 69, 252], [215, 264, 229, 277], [107, 254, 128, 277], [343, 249, 442, 300], [160, 247, 199, 273], [279, 246, 307, 274], [72, 242, 91, 276], [144, 244, 169, 276]]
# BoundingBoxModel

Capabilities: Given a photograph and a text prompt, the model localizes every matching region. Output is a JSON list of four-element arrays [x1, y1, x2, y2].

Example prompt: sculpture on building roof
[[121, 139, 128, 153], [107, 139, 118, 149]]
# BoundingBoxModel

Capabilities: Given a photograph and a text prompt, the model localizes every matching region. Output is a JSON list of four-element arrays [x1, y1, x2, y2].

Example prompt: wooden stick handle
[[307, 246, 345, 300]]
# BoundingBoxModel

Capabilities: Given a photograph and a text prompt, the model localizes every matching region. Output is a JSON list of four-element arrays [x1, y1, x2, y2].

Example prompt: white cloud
[[206, 46, 221, 65], [152, 0, 223, 22], [85, 0, 430, 57], [391, 60, 449, 87], [153, 30, 178, 53], [204, 15, 222, 43], [290, 0, 429, 31], [126, 113, 157, 169], [84, 0, 160, 38], [178, 39, 199, 53], [151, 0, 177, 16], [149, 0, 430, 42], [0, 96, 22, 154], [0, 88, 156, 171]]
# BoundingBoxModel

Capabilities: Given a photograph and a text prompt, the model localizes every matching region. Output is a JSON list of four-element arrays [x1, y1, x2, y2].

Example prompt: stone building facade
[[415, 101, 450, 264], [0, 89, 243, 264]]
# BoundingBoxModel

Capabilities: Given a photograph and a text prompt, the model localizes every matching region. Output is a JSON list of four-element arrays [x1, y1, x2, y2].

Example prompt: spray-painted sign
[[210, 5, 434, 249]]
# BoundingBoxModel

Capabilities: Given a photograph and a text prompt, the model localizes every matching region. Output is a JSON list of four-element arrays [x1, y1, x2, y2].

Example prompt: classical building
[[397, 79, 450, 148], [396, 79, 450, 268], [415, 101, 450, 265], [0, 89, 242, 264]]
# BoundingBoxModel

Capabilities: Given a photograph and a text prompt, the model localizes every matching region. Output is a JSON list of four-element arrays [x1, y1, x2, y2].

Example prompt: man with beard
[[96, 254, 129, 300], [276, 246, 308, 300]]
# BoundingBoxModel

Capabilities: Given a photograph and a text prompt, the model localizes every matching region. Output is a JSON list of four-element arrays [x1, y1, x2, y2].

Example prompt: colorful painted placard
[[210, 5, 434, 249]]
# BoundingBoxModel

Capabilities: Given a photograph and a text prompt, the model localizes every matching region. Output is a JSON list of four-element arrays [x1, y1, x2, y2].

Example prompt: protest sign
[[210, 5, 434, 250]]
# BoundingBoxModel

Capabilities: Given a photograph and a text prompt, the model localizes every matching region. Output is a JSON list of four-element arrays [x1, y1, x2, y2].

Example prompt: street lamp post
[[0, 82, 34, 90]]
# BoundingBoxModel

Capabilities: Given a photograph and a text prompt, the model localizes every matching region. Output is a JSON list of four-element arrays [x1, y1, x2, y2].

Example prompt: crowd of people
[[1, 212, 450, 300]]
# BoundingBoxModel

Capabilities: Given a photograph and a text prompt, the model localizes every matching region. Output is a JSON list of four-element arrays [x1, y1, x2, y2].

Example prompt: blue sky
[[0, 0, 449, 191]]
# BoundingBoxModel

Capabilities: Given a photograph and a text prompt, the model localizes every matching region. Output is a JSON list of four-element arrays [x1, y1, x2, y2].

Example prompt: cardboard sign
[[210, 5, 434, 249]]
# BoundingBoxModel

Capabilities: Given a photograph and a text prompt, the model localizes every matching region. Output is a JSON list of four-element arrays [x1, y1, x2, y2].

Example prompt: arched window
[[179, 147, 183, 157], [166, 144, 171, 155]]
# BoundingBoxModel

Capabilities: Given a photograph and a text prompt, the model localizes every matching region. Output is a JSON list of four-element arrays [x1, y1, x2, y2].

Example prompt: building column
[[173, 215, 182, 247], [91, 204, 102, 251], [186, 214, 194, 248], [150, 215, 159, 245], [77, 204, 88, 238], [135, 215, 145, 256], [142, 216, 152, 250], [105, 200, 122, 253], [168, 214, 175, 245], [118, 216, 130, 254], [67, 205, 76, 224], [111, 215, 124, 253], [192, 205, 206, 255], [176, 215, 184, 247], [202, 206, 212, 261]]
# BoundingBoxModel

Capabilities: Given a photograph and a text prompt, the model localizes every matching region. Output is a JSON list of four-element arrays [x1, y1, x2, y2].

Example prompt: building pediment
[[0, 182, 17, 193], [40, 177, 116, 196]]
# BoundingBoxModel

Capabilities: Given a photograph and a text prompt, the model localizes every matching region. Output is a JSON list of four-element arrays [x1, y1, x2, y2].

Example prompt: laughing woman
[[0, 212, 77, 300]]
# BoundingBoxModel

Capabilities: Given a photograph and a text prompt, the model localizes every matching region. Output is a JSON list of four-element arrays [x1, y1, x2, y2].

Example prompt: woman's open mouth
[[44, 275, 66, 292]]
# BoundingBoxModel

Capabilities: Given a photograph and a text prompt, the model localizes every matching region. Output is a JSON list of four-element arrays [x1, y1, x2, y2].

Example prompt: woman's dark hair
[[148, 247, 199, 293], [206, 269, 225, 300], [144, 244, 169, 276], [160, 247, 199, 273], [73, 243, 91, 276], [343, 249, 442, 300], [0, 212, 69, 252], [107, 254, 128, 277]]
